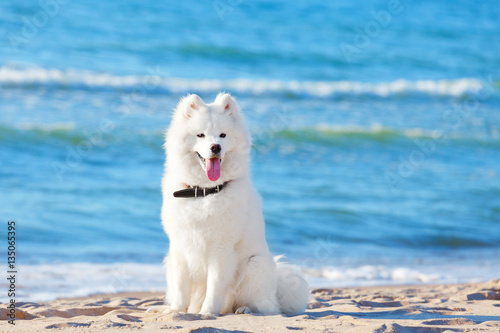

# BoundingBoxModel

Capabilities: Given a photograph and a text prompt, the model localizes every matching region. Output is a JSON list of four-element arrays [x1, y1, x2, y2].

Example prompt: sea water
[[0, 0, 499, 301]]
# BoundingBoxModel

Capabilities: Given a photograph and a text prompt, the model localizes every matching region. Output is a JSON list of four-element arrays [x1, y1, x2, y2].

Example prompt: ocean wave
[[272, 124, 421, 142], [0, 65, 494, 99], [1, 263, 166, 302], [304, 265, 441, 285], [0, 122, 89, 145], [0, 122, 164, 145], [2, 122, 498, 150], [303, 264, 499, 288], [270, 124, 500, 147]]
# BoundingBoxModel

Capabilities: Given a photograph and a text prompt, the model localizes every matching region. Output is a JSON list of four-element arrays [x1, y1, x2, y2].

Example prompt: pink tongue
[[206, 157, 220, 181]]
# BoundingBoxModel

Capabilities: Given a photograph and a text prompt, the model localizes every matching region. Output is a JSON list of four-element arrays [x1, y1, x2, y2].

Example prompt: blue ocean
[[1, 0, 499, 301]]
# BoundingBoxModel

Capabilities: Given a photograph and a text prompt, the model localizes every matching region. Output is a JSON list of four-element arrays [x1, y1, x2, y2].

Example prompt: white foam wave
[[0, 263, 166, 302], [0, 65, 487, 98], [304, 264, 499, 288], [304, 265, 440, 288]]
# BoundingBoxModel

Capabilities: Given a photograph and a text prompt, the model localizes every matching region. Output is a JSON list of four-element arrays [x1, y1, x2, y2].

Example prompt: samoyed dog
[[149, 93, 309, 316]]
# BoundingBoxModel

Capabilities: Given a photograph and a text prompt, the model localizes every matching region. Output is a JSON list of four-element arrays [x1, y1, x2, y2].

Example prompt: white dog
[[149, 93, 309, 316]]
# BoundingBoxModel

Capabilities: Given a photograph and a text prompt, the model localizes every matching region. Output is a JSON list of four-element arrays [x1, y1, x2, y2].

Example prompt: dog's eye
[[197, 133, 205, 138], [219, 133, 226, 138]]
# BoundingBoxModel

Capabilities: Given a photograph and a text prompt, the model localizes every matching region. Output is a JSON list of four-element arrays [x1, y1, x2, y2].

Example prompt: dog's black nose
[[210, 144, 221, 154]]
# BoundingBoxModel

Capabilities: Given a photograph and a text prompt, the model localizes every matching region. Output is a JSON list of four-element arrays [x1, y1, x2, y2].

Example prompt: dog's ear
[[180, 94, 203, 119], [214, 93, 237, 116]]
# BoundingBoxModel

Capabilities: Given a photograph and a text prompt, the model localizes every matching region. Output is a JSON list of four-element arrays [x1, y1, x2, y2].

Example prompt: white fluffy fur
[[152, 93, 309, 316]]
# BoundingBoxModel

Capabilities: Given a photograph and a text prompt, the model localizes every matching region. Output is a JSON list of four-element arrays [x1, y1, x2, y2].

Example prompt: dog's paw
[[235, 306, 252, 314], [199, 313, 217, 320], [199, 311, 219, 317], [146, 305, 171, 313], [199, 308, 220, 317]]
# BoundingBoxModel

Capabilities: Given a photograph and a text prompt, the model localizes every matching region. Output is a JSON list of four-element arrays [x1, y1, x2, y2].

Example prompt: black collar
[[173, 181, 230, 198]]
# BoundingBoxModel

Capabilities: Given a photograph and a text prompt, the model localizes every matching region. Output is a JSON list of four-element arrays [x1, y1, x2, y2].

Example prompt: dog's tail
[[274, 255, 310, 315]]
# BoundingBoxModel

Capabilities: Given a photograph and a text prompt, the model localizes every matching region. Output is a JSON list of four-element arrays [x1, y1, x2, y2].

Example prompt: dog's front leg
[[199, 251, 236, 315], [166, 252, 191, 312]]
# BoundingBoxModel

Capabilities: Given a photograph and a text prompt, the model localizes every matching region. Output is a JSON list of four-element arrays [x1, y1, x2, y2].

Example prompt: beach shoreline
[[1, 280, 499, 332]]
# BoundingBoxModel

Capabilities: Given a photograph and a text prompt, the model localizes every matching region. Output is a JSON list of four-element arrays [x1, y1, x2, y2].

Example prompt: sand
[[1, 280, 499, 332]]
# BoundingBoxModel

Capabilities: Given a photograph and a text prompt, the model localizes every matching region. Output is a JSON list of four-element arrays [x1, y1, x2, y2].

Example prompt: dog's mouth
[[197, 152, 221, 181]]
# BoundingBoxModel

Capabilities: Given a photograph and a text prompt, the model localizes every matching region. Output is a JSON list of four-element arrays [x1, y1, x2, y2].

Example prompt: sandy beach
[[1, 280, 499, 332]]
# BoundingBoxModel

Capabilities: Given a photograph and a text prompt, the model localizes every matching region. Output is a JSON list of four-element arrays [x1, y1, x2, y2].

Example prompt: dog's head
[[166, 93, 251, 185]]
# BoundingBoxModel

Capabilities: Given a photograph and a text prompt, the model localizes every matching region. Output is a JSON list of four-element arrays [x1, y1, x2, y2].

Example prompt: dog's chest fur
[[169, 186, 247, 248]]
